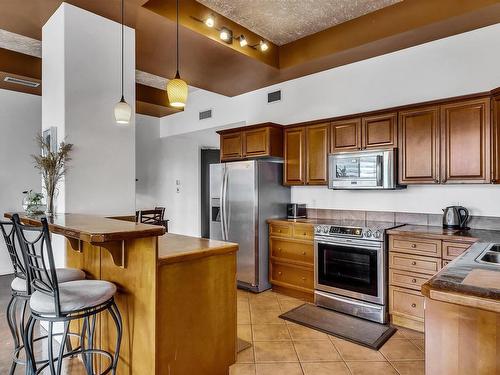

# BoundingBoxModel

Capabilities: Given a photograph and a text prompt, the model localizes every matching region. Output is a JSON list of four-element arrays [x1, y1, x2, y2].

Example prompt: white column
[[42, 3, 136, 265]]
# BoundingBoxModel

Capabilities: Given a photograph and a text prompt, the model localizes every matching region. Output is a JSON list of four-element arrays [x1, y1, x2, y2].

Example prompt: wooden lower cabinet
[[388, 233, 474, 332], [389, 286, 425, 331], [268, 220, 314, 302]]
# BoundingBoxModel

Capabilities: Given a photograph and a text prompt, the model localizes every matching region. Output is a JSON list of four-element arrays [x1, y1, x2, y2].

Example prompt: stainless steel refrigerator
[[209, 160, 290, 292]]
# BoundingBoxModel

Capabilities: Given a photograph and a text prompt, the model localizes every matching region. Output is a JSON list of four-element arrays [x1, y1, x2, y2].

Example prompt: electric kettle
[[442, 206, 469, 229]]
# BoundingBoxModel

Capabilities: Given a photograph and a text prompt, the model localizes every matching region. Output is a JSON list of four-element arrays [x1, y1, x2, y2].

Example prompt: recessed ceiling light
[[220, 27, 233, 43], [205, 15, 215, 28], [259, 40, 269, 52], [239, 35, 247, 47]]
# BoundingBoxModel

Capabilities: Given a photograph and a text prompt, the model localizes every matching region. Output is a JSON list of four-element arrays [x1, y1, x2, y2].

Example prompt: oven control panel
[[314, 225, 383, 239]]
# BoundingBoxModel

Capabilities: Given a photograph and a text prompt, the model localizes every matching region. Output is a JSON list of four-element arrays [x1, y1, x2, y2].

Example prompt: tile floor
[[230, 289, 425, 375]]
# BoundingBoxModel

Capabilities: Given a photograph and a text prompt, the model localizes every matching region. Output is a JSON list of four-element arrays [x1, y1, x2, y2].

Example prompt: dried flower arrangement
[[32, 134, 73, 216]]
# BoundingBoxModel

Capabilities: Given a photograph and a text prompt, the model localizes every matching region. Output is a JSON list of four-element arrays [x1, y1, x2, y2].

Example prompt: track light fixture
[[205, 14, 215, 28], [219, 27, 233, 43], [239, 35, 247, 47], [192, 15, 269, 53]]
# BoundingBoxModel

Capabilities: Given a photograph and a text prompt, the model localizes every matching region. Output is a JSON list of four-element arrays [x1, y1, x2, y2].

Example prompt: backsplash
[[306, 208, 500, 230]]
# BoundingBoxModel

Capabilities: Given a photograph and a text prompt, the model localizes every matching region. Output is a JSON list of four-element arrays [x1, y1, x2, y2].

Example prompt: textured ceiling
[[196, 0, 402, 45]]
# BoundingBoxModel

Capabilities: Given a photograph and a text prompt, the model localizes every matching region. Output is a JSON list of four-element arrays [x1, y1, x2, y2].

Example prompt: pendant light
[[114, 0, 132, 124], [167, 0, 188, 108]]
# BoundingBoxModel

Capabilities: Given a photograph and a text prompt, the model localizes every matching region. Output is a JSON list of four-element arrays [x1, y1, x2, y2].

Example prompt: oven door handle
[[315, 239, 382, 251]]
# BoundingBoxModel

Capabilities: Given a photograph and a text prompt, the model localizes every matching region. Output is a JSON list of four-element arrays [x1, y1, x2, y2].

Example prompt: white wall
[[0, 90, 41, 275], [154, 129, 220, 236], [159, 23, 500, 218], [136, 114, 160, 209], [43, 3, 136, 217]]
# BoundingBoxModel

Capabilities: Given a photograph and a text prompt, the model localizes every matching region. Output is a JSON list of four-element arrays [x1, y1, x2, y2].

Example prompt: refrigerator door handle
[[224, 171, 230, 239], [221, 167, 229, 241], [220, 167, 226, 241]]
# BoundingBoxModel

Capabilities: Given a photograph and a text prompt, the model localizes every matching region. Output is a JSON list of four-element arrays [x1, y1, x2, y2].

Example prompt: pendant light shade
[[167, 72, 188, 108], [114, 0, 131, 125], [168, 0, 188, 109], [114, 96, 132, 124]]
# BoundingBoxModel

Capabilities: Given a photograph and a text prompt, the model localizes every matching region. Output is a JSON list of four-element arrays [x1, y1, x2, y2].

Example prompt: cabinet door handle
[[411, 261, 417, 265], [411, 244, 417, 248], [303, 232, 307, 235], [278, 271, 282, 276], [302, 251, 306, 255], [412, 279, 417, 283], [278, 229, 282, 233], [301, 277, 306, 281], [411, 303, 417, 308]]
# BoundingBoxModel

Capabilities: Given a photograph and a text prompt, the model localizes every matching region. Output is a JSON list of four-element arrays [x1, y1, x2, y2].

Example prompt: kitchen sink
[[488, 244, 500, 252], [476, 244, 500, 265]]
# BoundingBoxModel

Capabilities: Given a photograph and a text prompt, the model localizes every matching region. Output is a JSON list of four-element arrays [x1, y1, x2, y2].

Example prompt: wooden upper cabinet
[[398, 106, 440, 184], [284, 127, 306, 185], [440, 97, 491, 183], [492, 94, 500, 183], [306, 123, 329, 185], [330, 118, 361, 153], [220, 131, 243, 161], [244, 128, 268, 157], [362, 112, 398, 149], [218, 123, 283, 161]]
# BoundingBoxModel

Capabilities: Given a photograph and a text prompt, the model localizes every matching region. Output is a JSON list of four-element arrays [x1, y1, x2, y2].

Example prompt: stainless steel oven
[[314, 223, 393, 324]]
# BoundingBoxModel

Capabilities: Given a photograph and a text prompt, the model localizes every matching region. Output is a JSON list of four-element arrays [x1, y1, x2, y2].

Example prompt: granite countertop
[[4, 212, 165, 243], [389, 225, 500, 312], [157, 233, 238, 265]]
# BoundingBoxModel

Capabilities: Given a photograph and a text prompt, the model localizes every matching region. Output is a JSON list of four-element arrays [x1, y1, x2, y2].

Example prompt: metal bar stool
[[12, 214, 123, 375], [0, 220, 86, 375]]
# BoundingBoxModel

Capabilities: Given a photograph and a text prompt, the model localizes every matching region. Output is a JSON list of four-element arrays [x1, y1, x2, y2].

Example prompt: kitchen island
[[5, 213, 238, 375]]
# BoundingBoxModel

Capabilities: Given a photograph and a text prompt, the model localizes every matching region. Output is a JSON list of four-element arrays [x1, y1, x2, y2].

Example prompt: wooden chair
[[154, 207, 169, 232]]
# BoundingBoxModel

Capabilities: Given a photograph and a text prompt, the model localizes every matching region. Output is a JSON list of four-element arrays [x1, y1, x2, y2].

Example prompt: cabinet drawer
[[293, 223, 314, 241], [389, 252, 441, 275], [390, 286, 424, 320], [390, 235, 442, 257], [442, 241, 471, 260], [271, 262, 314, 291], [270, 238, 313, 264], [269, 222, 292, 237], [389, 269, 430, 291]]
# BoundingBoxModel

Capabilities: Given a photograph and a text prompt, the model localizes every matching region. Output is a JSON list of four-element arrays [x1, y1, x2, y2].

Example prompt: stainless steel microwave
[[328, 149, 402, 189]]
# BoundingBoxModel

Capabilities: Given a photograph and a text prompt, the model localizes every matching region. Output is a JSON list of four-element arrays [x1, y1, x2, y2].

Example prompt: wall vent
[[4, 76, 40, 88], [199, 109, 212, 120], [267, 90, 281, 103]]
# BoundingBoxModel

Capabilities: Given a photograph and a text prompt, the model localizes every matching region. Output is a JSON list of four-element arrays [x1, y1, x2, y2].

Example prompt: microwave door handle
[[376, 155, 383, 187]]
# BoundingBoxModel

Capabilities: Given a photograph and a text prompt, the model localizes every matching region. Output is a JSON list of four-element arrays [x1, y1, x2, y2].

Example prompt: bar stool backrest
[[0, 220, 27, 281], [154, 206, 166, 221], [138, 209, 163, 226], [12, 214, 62, 316]]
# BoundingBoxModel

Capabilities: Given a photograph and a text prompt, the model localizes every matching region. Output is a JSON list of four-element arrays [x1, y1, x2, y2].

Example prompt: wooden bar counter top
[[4, 212, 239, 375]]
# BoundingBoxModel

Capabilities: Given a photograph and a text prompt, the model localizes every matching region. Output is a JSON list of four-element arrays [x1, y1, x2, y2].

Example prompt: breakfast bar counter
[[5, 212, 238, 375]]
